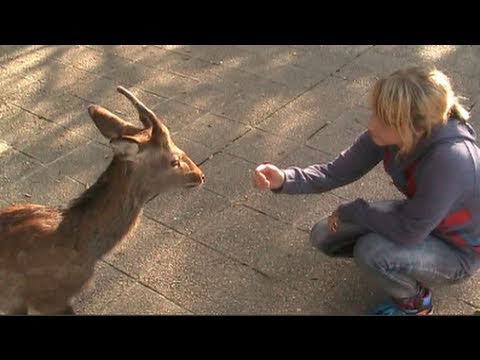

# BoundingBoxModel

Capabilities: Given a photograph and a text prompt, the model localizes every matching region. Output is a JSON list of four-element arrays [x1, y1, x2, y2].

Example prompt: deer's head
[[88, 86, 205, 194]]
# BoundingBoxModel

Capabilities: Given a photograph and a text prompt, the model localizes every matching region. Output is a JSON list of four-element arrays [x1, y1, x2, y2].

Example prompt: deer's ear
[[88, 105, 140, 139], [110, 138, 140, 161]]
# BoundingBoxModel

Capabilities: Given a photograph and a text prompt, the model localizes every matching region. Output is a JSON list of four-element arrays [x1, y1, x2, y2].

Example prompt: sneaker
[[370, 287, 433, 315]]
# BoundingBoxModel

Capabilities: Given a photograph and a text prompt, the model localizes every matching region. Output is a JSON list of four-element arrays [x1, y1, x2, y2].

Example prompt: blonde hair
[[371, 66, 470, 158]]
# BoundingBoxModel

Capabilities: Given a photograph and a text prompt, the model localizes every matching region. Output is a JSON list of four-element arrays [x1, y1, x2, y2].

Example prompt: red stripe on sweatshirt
[[405, 161, 418, 198], [449, 231, 469, 246], [383, 148, 391, 172], [437, 208, 472, 232]]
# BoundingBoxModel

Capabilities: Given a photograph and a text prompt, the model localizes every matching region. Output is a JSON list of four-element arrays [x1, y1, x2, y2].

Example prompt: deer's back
[[0, 203, 85, 267], [0, 204, 92, 299], [0, 204, 62, 250], [0, 204, 89, 264]]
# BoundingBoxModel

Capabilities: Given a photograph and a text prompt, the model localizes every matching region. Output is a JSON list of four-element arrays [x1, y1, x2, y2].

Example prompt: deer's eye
[[171, 159, 180, 168]]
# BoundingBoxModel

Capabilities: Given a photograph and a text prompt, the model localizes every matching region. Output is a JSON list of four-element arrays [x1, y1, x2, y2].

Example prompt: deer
[[0, 86, 205, 315]]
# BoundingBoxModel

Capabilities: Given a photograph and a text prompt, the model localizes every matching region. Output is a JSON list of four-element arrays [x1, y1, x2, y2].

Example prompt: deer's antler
[[117, 86, 164, 137]]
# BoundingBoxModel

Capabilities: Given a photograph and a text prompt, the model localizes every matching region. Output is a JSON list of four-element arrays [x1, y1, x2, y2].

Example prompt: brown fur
[[0, 86, 204, 314]]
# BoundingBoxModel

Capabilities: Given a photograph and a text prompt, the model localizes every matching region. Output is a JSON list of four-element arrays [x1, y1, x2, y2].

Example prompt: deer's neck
[[61, 158, 151, 258]]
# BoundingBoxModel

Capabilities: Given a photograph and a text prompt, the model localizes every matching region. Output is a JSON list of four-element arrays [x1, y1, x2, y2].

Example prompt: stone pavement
[[0, 45, 479, 315]]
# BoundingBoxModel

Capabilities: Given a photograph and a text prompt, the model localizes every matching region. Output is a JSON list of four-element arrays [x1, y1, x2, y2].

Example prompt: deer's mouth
[[185, 173, 205, 188]]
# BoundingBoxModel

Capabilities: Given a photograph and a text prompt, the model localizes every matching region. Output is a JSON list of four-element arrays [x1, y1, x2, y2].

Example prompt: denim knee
[[353, 232, 388, 270]]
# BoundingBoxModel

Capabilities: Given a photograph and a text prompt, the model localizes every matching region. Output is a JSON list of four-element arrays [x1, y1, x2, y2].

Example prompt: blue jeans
[[311, 201, 478, 299]]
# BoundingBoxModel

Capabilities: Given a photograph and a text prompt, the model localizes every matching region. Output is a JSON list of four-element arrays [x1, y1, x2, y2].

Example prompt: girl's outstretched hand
[[253, 163, 285, 191]]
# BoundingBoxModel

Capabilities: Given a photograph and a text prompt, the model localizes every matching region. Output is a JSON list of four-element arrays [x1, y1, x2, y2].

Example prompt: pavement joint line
[[99, 259, 193, 314]]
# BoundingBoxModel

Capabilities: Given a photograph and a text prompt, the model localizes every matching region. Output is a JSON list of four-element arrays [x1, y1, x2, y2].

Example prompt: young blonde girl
[[253, 66, 478, 315]]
